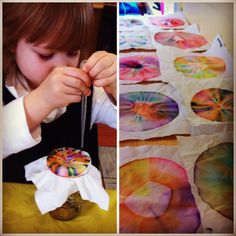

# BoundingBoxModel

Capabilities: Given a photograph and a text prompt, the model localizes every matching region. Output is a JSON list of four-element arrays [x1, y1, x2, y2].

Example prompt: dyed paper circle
[[150, 17, 185, 28], [195, 142, 233, 219], [191, 88, 233, 122], [120, 92, 179, 131], [154, 32, 208, 49], [120, 55, 161, 82], [47, 147, 91, 177], [120, 158, 200, 233], [174, 56, 226, 79], [120, 34, 147, 48], [119, 34, 126, 46], [120, 18, 143, 28], [129, 35, 147, 48]]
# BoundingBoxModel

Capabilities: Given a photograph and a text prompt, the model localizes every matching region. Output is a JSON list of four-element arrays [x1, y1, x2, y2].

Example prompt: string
[[79, 60, 88, 149]]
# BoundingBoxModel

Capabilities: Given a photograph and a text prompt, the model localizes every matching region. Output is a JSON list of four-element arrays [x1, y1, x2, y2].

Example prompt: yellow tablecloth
[[3, 182, 117, 233]]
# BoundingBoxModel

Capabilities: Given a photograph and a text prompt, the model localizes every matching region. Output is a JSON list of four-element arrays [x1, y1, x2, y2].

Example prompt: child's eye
[[38, 53, 54, 61], [67, 51, 79, 57]]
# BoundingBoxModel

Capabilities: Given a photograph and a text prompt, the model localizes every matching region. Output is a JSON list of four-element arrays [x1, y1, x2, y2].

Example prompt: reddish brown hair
[[3, 3, 94, 77]]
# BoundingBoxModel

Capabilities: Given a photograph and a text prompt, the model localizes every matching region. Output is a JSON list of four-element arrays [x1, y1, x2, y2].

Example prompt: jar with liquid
[[46, 147, 91, 221], [49, 191, 82, 221]]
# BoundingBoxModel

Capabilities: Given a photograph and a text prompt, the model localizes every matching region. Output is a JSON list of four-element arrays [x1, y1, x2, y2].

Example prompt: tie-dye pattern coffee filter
[[119, 51, 162, 85], [120, 144, 201, 233], [157, 34, 233, 83], [119, 28, 155, 51], [171, 77, 233, 134], [177, 132, 233, 233], [143, 11, 189, 30], [150, 24, 210, 53], [119, 15, 144, 30], [119, 83, 189, 141]]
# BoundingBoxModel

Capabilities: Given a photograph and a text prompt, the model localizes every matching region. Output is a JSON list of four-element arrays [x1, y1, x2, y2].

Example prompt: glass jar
[[49, 191, 82, 221], [47, 147, 91, 221]]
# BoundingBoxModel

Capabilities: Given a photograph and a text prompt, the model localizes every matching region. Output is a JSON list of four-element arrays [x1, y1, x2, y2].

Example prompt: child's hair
[[3, 3, 94, 80]]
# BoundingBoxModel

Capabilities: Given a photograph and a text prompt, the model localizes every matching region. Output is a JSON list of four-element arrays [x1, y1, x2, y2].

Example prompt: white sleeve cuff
[[91, 87, 117, 129], [3, 97, 41, 158]]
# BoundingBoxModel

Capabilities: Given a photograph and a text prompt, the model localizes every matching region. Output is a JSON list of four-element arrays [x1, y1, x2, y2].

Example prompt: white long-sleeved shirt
[[3, 86, 116, 158]]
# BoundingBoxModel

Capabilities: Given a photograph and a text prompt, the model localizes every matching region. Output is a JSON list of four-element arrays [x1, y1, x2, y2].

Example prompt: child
[[3, 3, 117, 182]]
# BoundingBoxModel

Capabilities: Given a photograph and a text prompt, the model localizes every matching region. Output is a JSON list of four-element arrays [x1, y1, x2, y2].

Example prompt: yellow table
[[3, 182, 117, 233]]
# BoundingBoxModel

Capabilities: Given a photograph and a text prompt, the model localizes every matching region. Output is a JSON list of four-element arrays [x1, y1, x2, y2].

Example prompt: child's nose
[[53, 55, 71, 67]]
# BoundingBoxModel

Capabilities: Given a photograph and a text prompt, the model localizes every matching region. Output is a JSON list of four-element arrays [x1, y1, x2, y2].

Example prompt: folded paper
[[25, 156, 109, 214]]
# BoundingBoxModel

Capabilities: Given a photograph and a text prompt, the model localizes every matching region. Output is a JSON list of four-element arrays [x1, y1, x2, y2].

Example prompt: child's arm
[[24, 67, 91, 132], [3, 97, 41, 158], [82, 51, 117, 104]]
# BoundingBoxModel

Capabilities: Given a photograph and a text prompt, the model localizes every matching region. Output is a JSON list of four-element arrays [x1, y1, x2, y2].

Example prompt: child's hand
[[82, 51, 117, 102], [36, 67, 91, 110], [24, 67, 91, 131]]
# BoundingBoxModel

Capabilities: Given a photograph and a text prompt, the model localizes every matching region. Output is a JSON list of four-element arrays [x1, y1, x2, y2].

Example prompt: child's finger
[[94, 61, 116, 80], [63, 86, 82, 96], [65, 94, 82, 104], [88, 59, 114, 78], [56, 67, 92, 87], [82, 51, 108, 74], [92, 74, 116, 88], [63, 75, 91, 96]]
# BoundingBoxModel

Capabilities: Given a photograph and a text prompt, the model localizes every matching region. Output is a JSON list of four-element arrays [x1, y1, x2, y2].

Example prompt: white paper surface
[[119, 83, 189, 141], [205, 33, 233, 76], [25, 157, 109, 214], [120, 143, 182, 167], [177, 132, 233, 233]]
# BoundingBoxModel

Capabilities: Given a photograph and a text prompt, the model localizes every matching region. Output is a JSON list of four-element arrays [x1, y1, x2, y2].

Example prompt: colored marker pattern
[[191, 88, 233, 122], [150, 17, 185, 28], [154, 32, 208, 49], [120, 55, 161, 82], [174, 56, 226, 79], [120, 92, 179, 131], [194, 142, 233, 219], [47, 147, 91, 178], [120, 158, 200, 233]]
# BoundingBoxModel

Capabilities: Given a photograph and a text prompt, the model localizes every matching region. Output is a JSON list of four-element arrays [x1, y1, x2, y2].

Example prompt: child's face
[[15, 38, 80, 88]]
